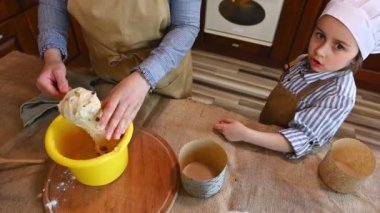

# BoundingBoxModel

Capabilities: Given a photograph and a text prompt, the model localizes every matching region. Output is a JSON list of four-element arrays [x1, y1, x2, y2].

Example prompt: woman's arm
[[136, 0, 201, 89], [36, 0, 70, 98], [38, 0, 69, 61]]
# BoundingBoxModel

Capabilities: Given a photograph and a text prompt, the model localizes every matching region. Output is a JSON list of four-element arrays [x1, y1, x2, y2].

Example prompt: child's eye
[[335, 43, 345, 50], [315, 32, 325, 40]]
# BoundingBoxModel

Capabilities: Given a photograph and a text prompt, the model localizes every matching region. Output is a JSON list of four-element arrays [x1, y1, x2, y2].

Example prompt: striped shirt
[[38, 0, 201, 89], [278, 59, 356, 159]]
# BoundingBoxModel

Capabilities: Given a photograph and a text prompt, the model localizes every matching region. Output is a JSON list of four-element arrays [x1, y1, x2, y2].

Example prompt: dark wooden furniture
[[0, 0, 89, 67]]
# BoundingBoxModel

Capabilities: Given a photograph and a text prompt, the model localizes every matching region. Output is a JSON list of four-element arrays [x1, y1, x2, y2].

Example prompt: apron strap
[[284, 54, 308, 70], [296, 79, 332, 99], [281, 54, 308, 81]]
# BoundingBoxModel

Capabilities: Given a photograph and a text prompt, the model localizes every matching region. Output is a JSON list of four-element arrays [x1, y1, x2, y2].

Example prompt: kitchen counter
[[0, 51, 379, 212]]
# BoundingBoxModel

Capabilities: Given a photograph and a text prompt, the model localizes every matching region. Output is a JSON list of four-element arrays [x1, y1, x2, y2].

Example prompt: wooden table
[[1, 51, 379, 212]]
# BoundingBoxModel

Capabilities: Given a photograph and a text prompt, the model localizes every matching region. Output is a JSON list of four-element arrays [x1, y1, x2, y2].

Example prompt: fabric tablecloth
[[0, 51, 379, 213]]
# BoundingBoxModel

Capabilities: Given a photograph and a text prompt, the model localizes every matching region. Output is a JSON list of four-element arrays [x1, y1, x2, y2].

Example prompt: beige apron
[[259, 56, 331, 127], [67, 0, 193, 98]]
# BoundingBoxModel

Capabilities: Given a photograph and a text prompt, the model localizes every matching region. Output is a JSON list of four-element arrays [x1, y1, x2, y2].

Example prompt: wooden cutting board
[[43, 129, 180, 213]]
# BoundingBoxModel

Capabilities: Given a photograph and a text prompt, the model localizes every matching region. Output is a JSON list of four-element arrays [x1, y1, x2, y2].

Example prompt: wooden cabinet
[[195, 0, 380, 92], [356, 57, 380, 92], [0, 0, 89, 67], [0, 13, 38, 57], [0, 0, 38, 57]]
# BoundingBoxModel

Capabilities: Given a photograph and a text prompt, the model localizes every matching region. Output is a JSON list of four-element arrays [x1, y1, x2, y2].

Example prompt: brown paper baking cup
[[179, 139, 228, 198], [318, 138, 376, 193]]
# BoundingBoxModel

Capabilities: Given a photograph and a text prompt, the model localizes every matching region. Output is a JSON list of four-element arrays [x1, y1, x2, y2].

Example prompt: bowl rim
[[45, 115, 134, 168]]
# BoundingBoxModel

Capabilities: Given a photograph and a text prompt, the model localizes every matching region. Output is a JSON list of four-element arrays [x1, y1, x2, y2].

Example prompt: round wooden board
[[43, 129, 180, 213]]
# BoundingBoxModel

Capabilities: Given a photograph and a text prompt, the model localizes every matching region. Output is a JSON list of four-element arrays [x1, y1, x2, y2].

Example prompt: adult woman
[[37, 0, 201, 140]]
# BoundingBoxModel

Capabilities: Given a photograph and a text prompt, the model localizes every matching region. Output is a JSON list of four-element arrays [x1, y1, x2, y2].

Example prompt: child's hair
[[348, 52, 363, 74]]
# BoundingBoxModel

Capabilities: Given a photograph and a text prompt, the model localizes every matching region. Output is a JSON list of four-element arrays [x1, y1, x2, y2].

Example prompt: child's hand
[[213, 119, 248, 142]]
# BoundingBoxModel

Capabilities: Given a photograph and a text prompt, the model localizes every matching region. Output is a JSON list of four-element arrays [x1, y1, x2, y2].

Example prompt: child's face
[[307, 15, 359, 72]]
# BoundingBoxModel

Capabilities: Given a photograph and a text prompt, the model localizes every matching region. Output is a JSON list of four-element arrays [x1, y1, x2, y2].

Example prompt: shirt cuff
[[38, 31, 68, 61], [132, 67, 153, 93], [135, 57, 166, 89], [279, 128, 314, 160]]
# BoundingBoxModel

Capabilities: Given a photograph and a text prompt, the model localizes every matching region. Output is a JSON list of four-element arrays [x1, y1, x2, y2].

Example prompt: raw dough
[[58, 87, 109, 154]]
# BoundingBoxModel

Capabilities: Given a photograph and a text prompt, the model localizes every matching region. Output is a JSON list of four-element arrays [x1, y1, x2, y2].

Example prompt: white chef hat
[[321, 0, 380, 59]]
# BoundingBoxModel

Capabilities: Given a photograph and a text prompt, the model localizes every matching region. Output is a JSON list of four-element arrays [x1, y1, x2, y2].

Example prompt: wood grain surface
[[43, 129, 179, 213]]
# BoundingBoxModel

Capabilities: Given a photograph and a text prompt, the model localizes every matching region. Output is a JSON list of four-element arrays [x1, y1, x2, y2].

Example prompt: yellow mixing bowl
[[45, 115, 134, 186]]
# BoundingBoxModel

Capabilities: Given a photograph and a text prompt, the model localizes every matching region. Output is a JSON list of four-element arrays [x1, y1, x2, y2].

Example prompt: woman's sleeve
[[279, 93, 356, 159], [38, 0, 69, 61], [136, 0, 201, 88]]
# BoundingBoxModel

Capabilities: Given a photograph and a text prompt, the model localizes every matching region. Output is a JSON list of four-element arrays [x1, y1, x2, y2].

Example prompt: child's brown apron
[[67, 0, 192, 98], [259, 56, 331, 127]]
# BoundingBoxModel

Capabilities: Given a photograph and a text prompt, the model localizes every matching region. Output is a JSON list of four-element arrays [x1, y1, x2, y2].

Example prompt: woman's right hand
[[36, 48, 69, 98]]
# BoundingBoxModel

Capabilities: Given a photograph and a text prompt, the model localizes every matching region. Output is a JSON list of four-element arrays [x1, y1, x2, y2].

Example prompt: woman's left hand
[[99, 72, 150, 140]]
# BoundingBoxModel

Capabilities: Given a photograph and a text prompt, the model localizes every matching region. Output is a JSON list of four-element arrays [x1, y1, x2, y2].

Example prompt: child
[[214, 0, 380, 159]]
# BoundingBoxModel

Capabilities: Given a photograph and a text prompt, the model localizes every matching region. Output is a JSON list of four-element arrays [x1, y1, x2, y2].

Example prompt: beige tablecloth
[[144, 99, 380, 213], [0, 51, 379, 213]]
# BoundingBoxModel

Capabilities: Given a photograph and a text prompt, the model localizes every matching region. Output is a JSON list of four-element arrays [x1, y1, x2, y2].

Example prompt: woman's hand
[[214, 119, 249, 142], [36, 48, 69, 98], [99, 71, 150, 140]]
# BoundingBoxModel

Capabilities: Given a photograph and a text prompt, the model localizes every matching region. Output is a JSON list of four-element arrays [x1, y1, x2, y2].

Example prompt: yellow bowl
[[45, 115, 134, 186]]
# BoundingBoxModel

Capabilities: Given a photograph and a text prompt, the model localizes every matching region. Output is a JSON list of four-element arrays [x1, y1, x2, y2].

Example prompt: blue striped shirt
[[278, 59, 356, 159], [38, 0, 201, 88]]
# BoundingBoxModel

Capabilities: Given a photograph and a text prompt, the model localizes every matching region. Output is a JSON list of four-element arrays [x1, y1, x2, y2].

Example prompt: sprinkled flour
[[45, 199, 58, 211], [55, 169, 77, 192], [42, 168, 77, 212]]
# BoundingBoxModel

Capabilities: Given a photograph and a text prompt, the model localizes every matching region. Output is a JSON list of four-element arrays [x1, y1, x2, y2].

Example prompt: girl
[[214, 0, 380, 159]]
